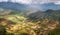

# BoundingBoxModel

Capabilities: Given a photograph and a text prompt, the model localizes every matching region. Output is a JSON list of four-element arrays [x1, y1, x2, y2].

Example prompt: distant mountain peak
[[8, 0, 11, 2], [0, 2, 28, 11], [40, 3, 60, 10]]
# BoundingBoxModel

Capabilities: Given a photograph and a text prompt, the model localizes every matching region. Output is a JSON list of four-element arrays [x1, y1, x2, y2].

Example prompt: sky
[[0, 0, 60, 5]]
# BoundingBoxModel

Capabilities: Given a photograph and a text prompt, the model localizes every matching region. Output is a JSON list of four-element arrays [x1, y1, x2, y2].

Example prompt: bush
[[19, 30, 29, 35]]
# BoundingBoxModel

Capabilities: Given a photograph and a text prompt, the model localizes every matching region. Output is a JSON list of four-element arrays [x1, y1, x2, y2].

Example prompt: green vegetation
[[0, 10, 60, 35]]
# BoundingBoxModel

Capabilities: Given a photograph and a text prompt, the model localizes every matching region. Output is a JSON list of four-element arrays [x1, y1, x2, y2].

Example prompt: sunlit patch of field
[[0, 14, 60, 35]]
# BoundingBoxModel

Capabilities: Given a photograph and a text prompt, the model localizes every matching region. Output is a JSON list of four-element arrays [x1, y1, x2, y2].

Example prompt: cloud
[[11, 0, 60, 5], [0, 0, 60, 5], [32, 0, 60, 4], [11, 0, 32, 4], [54, 1, 60, 5], [0, 0, 8, 2]]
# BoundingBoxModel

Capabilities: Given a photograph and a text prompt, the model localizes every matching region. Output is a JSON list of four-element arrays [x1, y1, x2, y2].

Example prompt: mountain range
[[0, 2, 60, 11], [40, 3, 60, 10], [0, 2, 60, 16], [0, 2, 28, 11], [28, 9, 60, 22]]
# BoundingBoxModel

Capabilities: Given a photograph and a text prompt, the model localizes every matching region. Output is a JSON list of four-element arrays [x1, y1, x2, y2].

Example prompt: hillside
[[0, 11, 60, 35], [0, 0, 60, 35], [0, 2, 28, 10], [28, 9, 60, 22]]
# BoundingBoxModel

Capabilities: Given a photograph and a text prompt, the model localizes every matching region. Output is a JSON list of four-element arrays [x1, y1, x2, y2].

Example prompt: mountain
[[0, 2, 60, 11], [0, 2, 60, 16], [0, 2, 28, 11], [28, 9, 60, 22], [40, 3, 60, 10], [0, 2, 31, 16], [0, 2, 40, 16]]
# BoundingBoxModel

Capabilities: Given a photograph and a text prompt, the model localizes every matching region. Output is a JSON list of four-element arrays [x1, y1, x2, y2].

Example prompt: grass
[[0, 14, 60, 35]]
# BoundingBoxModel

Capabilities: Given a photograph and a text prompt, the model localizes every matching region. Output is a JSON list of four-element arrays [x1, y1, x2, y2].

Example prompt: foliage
[[0, 13, 60, 35]]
